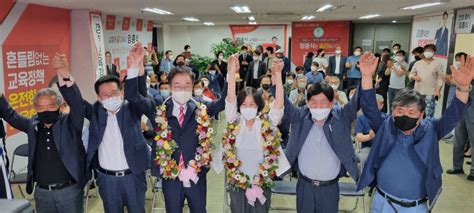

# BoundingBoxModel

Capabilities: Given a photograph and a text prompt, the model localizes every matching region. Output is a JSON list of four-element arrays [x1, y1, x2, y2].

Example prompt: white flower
[[208, 128, 214, 134], [266, 141, 272, 146], [234, 174, 241, 180], [161, 132, 168, 138], [200, 104, 207, 110], [262, 171, 268, 177], [156, 109, 163, 116], [195, 155, 201, 161]]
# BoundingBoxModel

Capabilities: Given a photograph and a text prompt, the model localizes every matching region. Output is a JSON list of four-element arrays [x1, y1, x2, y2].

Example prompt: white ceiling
[[18, 0, 474, 25]]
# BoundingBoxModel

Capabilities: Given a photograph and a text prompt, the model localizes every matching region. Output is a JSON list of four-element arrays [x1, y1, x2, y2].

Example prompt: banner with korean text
[[103, 14, 153, 78], [291, 21, 350, 66], [229, 25, 288, 54], [1, 4, 70, 136], [90, 12, 107, 79]]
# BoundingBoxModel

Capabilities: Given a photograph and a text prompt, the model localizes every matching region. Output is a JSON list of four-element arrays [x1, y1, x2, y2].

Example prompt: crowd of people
[[0, 40, 473, 213]]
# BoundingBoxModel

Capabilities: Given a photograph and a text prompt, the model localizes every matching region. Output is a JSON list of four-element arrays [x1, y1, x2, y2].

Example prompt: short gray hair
[[391, 89, 425, 112], [33, 88, 63, 106]]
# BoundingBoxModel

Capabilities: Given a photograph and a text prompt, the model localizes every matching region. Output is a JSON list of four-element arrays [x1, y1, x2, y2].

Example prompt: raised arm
[[359, 52, 384, 131], [0, 94, 31, 132], [54, 53, 85, 132], [433, 55, 473, 137], [226, 54, 239, 104], [124, 42, 156, 118]]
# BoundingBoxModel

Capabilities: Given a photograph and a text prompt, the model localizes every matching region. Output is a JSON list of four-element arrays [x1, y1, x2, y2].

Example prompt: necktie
[[178, 106, 185, 170]]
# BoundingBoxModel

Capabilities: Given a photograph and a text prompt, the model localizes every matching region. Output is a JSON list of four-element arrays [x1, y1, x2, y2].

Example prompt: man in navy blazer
[[357, 53, 473, 212], [77, 43, 154, 213], [149, 64, 227, 213], [245, 50, 267, 89], [434, 12, 449, 56], [275, 64, 361, 212], [327, 46, 347, 88], [0, 54, 86, 212]]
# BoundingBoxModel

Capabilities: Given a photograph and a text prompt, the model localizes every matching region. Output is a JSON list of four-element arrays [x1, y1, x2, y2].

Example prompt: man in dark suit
[[238, 46, 253, 82], [149, 65, 227, 212], [328, 46, 347, 89], [0, 54, 86, 212], [78, 43, 154, 213], [274, 68, 362, 212], [434, 12, 449, 56], [105, 51, 120, 78], [245, 50, 267, 88]]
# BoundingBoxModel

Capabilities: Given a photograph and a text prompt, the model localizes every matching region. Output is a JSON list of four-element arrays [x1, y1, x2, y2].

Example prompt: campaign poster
[[229, 25, 288, 54], [455, 8, 474, 34]]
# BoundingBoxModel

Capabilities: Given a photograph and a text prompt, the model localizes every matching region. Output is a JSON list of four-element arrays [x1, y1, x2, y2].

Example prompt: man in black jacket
[[0, 54, 86, 212], [245, 50, 267, 88]]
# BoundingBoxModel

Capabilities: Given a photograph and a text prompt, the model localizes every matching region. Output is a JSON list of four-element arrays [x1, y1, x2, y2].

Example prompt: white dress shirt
[[98, 110, 130, 171], [172, 98, 187, 118], [335, 56, 341, 74], [253, 61, 259, 80]]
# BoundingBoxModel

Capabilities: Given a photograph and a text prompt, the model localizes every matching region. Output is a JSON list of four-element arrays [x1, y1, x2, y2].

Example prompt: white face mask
[[287, 79, 294, 85], [454, 61, 461, 69], [298, 82, 307, 89], [194, 89, 203, 96], [218, 55, 224, 60], [335, 50, 342, 55], [168, 55, 174, 60], [240, 108, 258, 120], [253, 56, 259, 61], [423, 51, 434, 58], [209, 70, 216, 75], [102, 96, 123, 112], [202, 80, 210, 87], [172, 91, 193, 105], [393, 49, 399, 54], [330, 84, 339, 90], [146, 83, 151, 88], [395, 56, 404, 62], [311, 66, 317, 72], [354, 51, 361, 56], [310, 108, 331, 121]]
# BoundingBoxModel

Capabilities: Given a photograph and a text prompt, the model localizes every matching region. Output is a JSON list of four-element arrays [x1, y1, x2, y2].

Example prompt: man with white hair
[[0, 54, 86, 212]]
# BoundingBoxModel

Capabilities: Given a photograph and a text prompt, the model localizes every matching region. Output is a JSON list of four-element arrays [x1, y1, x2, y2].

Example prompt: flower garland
[[154, 101, 214, 180], [222, 113, 282, 191]]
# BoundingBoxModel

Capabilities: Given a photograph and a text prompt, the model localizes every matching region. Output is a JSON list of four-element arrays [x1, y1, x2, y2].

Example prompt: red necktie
[[178, 106, 185, 169]]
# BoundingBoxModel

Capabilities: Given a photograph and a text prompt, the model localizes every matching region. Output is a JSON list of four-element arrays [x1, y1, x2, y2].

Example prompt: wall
[[162, 25, 232, 58], [353, 23, 411, 52]]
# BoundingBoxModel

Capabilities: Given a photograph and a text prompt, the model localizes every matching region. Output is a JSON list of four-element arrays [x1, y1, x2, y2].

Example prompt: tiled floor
[[12, 118, 474, 212]]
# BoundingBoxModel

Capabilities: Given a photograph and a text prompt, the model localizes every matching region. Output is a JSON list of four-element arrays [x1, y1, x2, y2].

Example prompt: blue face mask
[[160, 90, 170, 98]]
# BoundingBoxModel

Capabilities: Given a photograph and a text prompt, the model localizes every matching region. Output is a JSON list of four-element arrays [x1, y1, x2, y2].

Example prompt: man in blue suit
[[327, 46, 347, 89], [276, 60, 362, 212], [357, 53, 473, 212], [76, 42, 154, 213], [150, 65, 227, 212], [434, 12, 449, 56], [0, 54, 86, 212]]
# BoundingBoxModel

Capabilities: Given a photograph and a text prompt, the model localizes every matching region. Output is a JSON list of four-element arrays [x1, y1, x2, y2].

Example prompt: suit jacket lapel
[[166, 100, 180, 130], [182, 101, 196, 129]]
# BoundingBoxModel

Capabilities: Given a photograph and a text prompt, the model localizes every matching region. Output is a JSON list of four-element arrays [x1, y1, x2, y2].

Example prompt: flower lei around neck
[[222, 113, 282, 190], [154, 98, 214, 180]]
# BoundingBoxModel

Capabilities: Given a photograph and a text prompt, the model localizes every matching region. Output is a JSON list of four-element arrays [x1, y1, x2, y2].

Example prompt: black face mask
[[393, 115, 419, 131], [261, 84, 271, 90], [177, 62, 185, 66], [414, 55, 421, 61], [38, 110, 60, 124]]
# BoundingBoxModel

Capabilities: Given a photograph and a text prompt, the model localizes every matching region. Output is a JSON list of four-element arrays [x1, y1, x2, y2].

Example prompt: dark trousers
[[162, 175, 207, 213], [229, 188, 271, 213], [96, 171, 146, 213], [34, 183, 83, 213], [453, 119, 474, 174], [296, 177, 339, 213]]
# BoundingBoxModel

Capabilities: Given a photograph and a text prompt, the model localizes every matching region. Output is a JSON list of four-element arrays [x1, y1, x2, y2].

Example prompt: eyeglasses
[[172, 85, 193, 91], [99, 91, 121, 99]]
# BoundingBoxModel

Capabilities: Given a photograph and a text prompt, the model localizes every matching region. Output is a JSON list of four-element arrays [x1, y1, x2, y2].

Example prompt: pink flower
[[156, 140, 164, 146], [160, 154, 166, 159], [228, 158, 235, 163], [160, 168, 165, 173], [269, 154, 277, 160], [196, 147, 204, 154]]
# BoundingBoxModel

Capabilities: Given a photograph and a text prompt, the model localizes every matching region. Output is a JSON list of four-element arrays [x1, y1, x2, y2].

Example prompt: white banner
[[102, 14, 153, 77], [90, 13, 106, 79], [455, 8, 474, 34], [410, 11, 454, 60]]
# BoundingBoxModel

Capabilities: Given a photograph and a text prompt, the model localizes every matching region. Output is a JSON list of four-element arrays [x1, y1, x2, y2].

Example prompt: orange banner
[[2, 4, 70, 136]]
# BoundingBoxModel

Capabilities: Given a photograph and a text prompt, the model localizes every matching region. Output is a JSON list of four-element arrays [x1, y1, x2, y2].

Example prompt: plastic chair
[[8, 143, 29, 198], [270, 180, 298, 211], [339, 182, 366, 213]]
